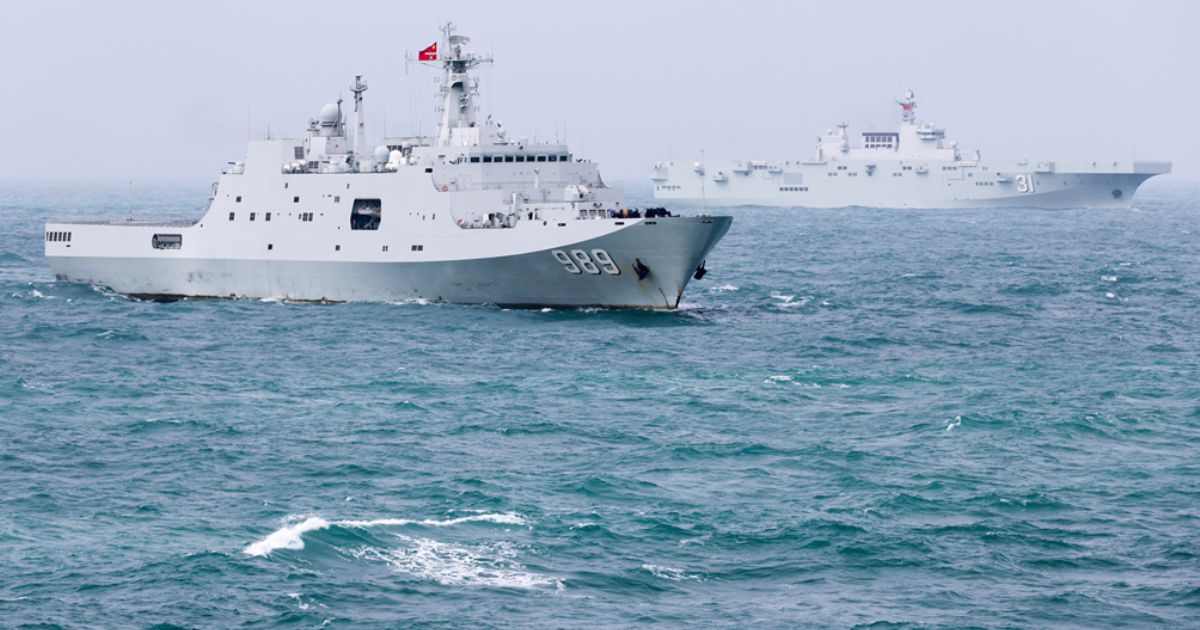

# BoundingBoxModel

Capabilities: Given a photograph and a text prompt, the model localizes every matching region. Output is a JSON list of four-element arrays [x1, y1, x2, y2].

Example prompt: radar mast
[[897, 89, 916, 123], [434, 22, 493, 147], [350, 75, 368, 166]]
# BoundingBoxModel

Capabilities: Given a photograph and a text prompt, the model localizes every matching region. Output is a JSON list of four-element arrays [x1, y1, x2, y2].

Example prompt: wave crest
[[243, 512, 528, 556]]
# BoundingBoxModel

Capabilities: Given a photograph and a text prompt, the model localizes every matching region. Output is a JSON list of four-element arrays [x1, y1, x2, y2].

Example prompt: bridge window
[[350, 198, 381, 230], [470, 156, 480, 163], [504, 155, 514, 163], [516, 155, 526, 162], [549, 155, 558, 162], [536, 155, 547, 162]]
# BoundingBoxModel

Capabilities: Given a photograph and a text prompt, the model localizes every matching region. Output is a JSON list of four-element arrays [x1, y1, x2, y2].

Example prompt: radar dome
[[319, 104, 339, 125], [373, 146, 390, 164]]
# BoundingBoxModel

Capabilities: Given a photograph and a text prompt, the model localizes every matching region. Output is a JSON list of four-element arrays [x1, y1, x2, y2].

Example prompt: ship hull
[[652, 160, 1171, 209], [46, 217, 730, 309]]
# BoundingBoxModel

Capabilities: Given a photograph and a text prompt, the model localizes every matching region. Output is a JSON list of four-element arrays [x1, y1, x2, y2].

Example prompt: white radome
[[319, 104, 339, 124]]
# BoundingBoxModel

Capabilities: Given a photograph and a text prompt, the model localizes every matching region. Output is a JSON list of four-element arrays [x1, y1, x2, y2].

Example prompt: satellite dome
[[319, 104, 339, 125], [373, 146, 390, 164]]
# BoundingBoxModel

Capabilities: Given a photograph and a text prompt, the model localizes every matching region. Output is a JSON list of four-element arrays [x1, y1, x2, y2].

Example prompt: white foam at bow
[[243, 513, 527, 556]]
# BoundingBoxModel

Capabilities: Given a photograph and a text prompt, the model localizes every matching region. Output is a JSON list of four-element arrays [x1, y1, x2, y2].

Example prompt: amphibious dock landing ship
[[46, 23, 729, 309], [651, 91, 1169, 209]]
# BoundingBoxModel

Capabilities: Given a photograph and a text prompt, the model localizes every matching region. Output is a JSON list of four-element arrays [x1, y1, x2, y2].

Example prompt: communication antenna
[[350, 74, 369, 159], [700, 149, 706, 213]]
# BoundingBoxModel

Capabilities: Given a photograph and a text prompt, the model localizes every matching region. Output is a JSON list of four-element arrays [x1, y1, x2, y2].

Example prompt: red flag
[[418, 42, 438, 61]]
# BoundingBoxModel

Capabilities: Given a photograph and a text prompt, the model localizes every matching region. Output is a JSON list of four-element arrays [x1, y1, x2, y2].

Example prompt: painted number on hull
[[552, 249, 621, 275], [1016, 174, 1036, 193]]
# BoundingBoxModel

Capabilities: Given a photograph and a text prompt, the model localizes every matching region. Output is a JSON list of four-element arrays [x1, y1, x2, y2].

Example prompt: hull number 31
[[1015, 174, 1036, 193], [552, 249, 621, 275]]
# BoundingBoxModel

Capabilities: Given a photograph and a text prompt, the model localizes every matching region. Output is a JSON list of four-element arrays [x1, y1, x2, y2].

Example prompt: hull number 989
[[551, 249, 621, 275]]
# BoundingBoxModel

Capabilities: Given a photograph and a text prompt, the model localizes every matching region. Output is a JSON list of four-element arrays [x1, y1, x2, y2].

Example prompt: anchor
[[633, 258, 651, 281]]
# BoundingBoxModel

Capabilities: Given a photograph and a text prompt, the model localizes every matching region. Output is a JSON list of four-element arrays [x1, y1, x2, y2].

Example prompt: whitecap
[[339, 513, 528, 529], [1105, 292, 1116, 299], [350, 536, 561, 589], [1101, 275, 1118, 283], [244, 516, 331, 556], [243, 512, 528, 556], [770, 292, 812, 308], [642, 564, 702, 581], [945, 415, 962, 431], [763, 375, 793, 383], [19, 379, 53, 392], [709, 283, 739, 293], [287, 592, 310, 611]]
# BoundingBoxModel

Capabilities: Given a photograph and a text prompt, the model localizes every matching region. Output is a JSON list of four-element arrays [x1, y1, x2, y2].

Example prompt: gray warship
[[45, 23, 730, 309]]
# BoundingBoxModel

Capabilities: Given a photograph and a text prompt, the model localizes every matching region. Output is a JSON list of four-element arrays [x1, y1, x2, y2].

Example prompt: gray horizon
[[2, 0, 1196, 183]]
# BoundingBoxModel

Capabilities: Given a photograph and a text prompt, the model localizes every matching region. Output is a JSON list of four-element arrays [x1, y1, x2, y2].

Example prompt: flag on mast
[[418, 42, 438, 61]]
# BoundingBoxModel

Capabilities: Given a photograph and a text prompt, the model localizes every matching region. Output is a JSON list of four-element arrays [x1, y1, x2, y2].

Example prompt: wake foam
[[350, 536, 561, 589], [243, 512, 527, 556]]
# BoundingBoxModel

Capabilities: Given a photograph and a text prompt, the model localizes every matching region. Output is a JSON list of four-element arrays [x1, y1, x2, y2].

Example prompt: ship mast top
[[434, 22, 494, 147], [897, 89, 916, 124]]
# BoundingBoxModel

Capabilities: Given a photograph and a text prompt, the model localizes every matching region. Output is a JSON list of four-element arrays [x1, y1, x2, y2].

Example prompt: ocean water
[[1, 179, 1198, 628]]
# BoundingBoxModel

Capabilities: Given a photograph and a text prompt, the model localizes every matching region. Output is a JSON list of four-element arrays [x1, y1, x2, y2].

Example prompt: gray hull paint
[[49, 218, 731, 309], [656, 170, 1165, 209]]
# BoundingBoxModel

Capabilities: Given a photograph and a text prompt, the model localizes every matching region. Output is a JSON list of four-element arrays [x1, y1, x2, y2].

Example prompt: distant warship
[[651, 91, 1170, 209], [45, 23, 730, 309]]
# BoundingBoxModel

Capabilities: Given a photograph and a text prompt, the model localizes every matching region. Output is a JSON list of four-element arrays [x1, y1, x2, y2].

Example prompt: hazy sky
[[2, 0, 1197, 182]]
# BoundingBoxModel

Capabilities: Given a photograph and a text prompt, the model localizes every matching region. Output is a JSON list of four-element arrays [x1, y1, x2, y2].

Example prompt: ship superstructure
[[45, 24, 730, 308], [651, 91, 1170, 209]]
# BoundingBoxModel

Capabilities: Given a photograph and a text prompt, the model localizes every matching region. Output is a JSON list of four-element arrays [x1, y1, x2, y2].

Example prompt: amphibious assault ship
[[45, 24, 730, 309], [651, 91, 1170, 209]]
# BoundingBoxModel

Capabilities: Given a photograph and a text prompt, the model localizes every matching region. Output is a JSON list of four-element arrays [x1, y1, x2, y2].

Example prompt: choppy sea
[[1, 179, 1198, 628]]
